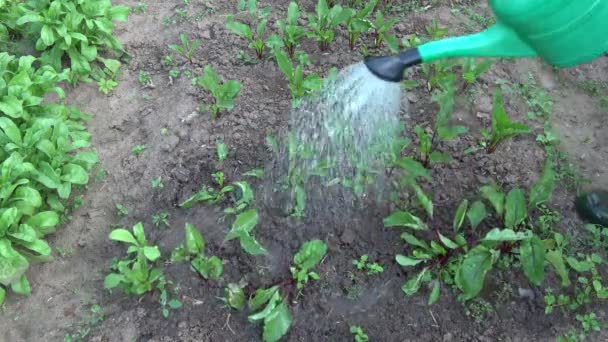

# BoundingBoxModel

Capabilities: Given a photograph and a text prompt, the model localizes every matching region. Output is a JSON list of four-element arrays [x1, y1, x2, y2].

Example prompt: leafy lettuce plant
[[275, 50, 323, 108], [195, 65, 241, 118], [481, 88, 530, 153], [277, 2, 305, 57], [171, 223, 223, 279], [307, 0, 350, 51], [15, 0, 130, 83]]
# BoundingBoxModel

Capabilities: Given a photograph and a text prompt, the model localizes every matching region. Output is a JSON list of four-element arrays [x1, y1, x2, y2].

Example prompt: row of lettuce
[[0, 0, 129, 305]]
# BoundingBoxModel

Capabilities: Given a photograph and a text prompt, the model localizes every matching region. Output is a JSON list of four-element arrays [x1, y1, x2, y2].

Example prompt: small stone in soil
[[340, 228, 355, 244]]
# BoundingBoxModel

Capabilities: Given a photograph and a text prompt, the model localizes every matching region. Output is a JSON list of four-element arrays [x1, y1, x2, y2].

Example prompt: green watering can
[[365, 0, 608, 82]]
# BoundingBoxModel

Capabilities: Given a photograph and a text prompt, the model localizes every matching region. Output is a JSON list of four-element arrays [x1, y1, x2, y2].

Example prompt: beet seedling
[[226, 1, 280, 59], [275, 50, 323, 108], [247, 285, 293, 342], [350, 325, 369, 342], [195, 65, 241, 118], [461, 58, 493, 85], [152, 211, 170, 228], [168, 33, 200, 63], [223, 282, 246, 310], [97, 78, 118, 95], [307, 0, 351, 51], [290, 240, 327, 289], [352, 255, 384, 275], [171, 223, 223, 279], [481, 88, 530, 153], [278, 2, 306, 57], [370, 10, 397, 48], [344, 0, 377, 50], [225, 209, 267, 256]]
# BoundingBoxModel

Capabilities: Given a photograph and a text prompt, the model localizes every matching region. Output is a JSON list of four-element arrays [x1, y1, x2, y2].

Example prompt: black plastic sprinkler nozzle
[[364, 49, 423, 83]]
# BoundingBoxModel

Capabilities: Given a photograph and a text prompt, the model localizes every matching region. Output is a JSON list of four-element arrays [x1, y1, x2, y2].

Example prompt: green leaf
[[293, 240, 327, 271], [482, 228, 530, 242], [394, 157, 431, 181], [249, 286, 279, 311], [0, 286, 5, 306], [401, 268, 430, 296], [133, 222, 145, 244], [429, 151, 451, 165], [26, 211, 59, 234], [428, 280, 440, 305], [239, 232, 267, 255], [275, 50, 293, 78], [287, 2, 300, 24], [480, 184, 504, 217], [0, 239, 29, 285], [41, 25, 55, 46], [10, 274, 31, 295], [243, 168, 264, 178], [192, 255, 223, 279], [505, 188, 527, 228], [7, 224, 36, 243], [0, 208, 18, 237], [545, 250, 570, 287], [226, 20, 253, 40], [61, 164, 89, 184], [467, 201, 487, 229], [109, 5, 130, 21], [396, 254, 423, 266], [453, 199, 468, 232], [18, 238, 51, 257], [456, 245, 495, 300], [400, 232, 431, 251], [249, 291, 280, 321], [383, 211, 427, 230], [225, 283, 246, 310], [263, 300, 292, 342], [169, 299, 183, 309], [438, 233, 459, 249], [528, 160, 556, 208], [184, 223, 205, 256], [109, 229, 137, 245], [566, 257, 593, 273], [104, 273, 125, 289], [226, 209, 259, 240], [520, 236, 545, 286], [413, 183, 433, 218], [0, 117, 22, 145], [143, 246, 161, 261], [0, 97, 23, 118]]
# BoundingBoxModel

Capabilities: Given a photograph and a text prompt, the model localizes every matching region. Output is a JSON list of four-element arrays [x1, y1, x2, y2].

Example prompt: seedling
[[163, 54, 174, 66], [350, 325, 369, 342], [169, 68, 180, 78], [277, 2, 306, 57], [152, 177, 164, 189], [97, 78, 118, 94], [171, 223, 223, 279], [225, 1, 280, 59], [223, 282, 246, 310], [195, 65, 241, 118], [132, 2, 148, 14], [225, 209, 267, 256], [217, 141, 228, 162], [152, 212, 170, 228], [481, 88, 530, 153], [132, 144, 146, 156], [275, 50, 323, 108], [370, 10, 397, 48], [159, 286, 182, 318], [247, 285, 293, 342], [462, 58, 493, 84], [344, 0, 377, 50], [138, 70, 151, 87], [116, 203, 129, 216], [307, 0, 350, 51], [104, 223, 163, 295], [352, 255, 384, 275], [169, 33, 200, 63], [290, 240, 327, 289], [414, 79, 467, 167]]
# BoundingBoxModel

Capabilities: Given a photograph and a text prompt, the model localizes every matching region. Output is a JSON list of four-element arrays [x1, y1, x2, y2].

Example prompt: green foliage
[[462, 58, 492, 84], [225, 209, 267, 255], [248, 286, 293, 342], [11, 0, 128, 84], [350, 325, 369, 342], [217, 141, 228, 162], [138, 70, 151, 86], [481, 89, 530, 153], [277, 2, 305, 57], [171, 223, 223, 279], [131, 144, 146, 156], [152, 211, 169, 228], [168, 33, 200, 63], [151, 177, 163, 189], [344, 0, 377, 50], [307, 0, 350, 51], [352, 255, 384, 275], [290, 240, 327, 289], [370, 10, 397, 48], [97, 78, 118, 95], [275, 50, 323, 108], [104, 223, 164, 295], [223, 282, 246, 310], [226, 1, 279, 59], [195, 65, 241, 118]]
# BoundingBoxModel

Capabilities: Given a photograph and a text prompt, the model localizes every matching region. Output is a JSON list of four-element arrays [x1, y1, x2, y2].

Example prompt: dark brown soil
[[1, 1, 608, 341]]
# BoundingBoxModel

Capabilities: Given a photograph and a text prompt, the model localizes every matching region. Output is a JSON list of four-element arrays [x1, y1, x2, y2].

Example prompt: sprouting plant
[[225, 209, 267, 256], [290, 240, 327, 289], [132, 144, 146, 156], [152, 177, 164, 189], [414, 79, 467, 167], [169, 68, 180, 78], [169, 33, 201, 63], [481, 88, 530, 153], [462, 58, 492, 84], [217, 141, 228, 162], [104, 223, 164, 295], [225, 1, 281, 59], [275, 50, 323, 108], [247, 285, 293, 342], [370, 10, 397, 48], [116, 203, 129, 216], [159, 286, 182, 318], [307, 0, 350, 51], [195, 65, 241, 118], [519, 73, 554, 120], [277, 2, 306, 57], [344, 0, 377, 50], [138, 70, 151, 86], [350, 325, 369, 342], [132, 2, 148, 14], [352, 255, 383, 275], [152, 212, 170, 228], [171, 223, 223, 279], [97, 78, 118, 94], [163, 54, 174, 66], [223, 282, 246, 310]]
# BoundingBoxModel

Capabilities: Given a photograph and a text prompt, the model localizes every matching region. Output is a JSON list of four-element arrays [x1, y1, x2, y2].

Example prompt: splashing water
[[264, 62, 405, 217]]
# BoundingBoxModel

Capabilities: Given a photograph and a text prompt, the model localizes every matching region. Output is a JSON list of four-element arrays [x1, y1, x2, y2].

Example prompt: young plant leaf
[[456, 245, 495, 300], [383, 211, 427, 230], [249, 286, 279, 311], [396, 254, 423, 267], [482, 228, 530, 242], [226, 209, 259, 240], [293, 240, 327, 271], [400, 232, 431, 251], [545, 250, 570, 287], [528, 160, 556, 208], [467, 201, 487, 229], [217, 141, 228, 162], [402, 267, 430, 296], [428, 280, 440, 305], [143, 246, 161, 261], [453, 199, 468, 232], [505, 188, 527, 228], [109, 229, 138, 245], [262, 300, 292, 342], [520, 236, 545, 286], [184, 223, 205, 256], [438, 233, 459, 249], [239, 232, 268, 255], [480, 184, 504, 217], [412, 183, 433, 218], [192, 255, 223, 279]]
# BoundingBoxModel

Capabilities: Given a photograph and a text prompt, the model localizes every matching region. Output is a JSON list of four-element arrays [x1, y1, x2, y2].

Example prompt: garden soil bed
[[1, 0, 608, 341]]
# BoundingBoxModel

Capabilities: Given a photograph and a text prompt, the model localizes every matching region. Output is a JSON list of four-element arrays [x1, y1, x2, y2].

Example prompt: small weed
[[152, 212, 170, 228], [350, 325, 369, 342], [217, 141, 228, 162], [152, 177, 164, 189], [132, 2, 148, 14], [222, 281, 246, 310], [138, 70, 151, 87], [96, 169, 108, 182], [169, 68, 180, 78], [115, 203, 129, 216], [464, 298, 494, 323], [97, 78, 118, 95], [352, 255, 384, 275], [132, 144, 146, 156], [519, 73, 554, 120], [163, 54, 174, 66]]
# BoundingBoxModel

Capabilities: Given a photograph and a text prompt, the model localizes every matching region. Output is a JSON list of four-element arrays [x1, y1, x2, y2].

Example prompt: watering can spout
[[364, 23, 537, 83]]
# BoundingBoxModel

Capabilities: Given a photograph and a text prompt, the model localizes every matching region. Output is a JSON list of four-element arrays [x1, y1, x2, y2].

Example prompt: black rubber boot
[[575, 190, 608, 227]]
